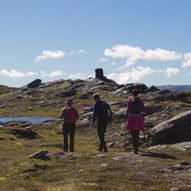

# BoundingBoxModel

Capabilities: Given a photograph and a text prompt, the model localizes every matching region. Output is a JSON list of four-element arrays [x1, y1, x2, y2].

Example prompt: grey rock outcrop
[[148, 110, 191, 145]]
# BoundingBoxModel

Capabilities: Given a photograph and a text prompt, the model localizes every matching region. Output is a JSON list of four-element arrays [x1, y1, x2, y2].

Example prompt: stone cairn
[[95, 68, 107, 81]]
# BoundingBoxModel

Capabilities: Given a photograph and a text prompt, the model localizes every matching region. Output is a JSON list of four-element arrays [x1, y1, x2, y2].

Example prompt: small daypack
[[100, 101, 112, 122], [130, 98, 142, 114]]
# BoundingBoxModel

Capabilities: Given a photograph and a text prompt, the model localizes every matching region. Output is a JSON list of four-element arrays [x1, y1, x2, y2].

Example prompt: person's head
[[132, 89, 139, 97], [93, 93, 100, 102], [66, 99, 73, 106]]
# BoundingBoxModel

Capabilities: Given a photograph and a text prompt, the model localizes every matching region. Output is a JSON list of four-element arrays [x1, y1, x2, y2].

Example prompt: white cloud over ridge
[[104, 44, 182, 68], [49, 70, 64, 77], [0, 69, 37, 78], [107, 67, 156, 84], [35, 50, 65, 62], [68, 73, 93, 80], [0, 69, 66, 79], [160, 67, 180, 78], [182, 52, 191, 68]]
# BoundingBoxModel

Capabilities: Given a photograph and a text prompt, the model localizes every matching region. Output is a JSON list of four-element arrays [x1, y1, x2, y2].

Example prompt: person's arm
[[75, 109, 79, 120], [60, 108, 66, 119], [126, 99, 131, 118], [124, 101, 130, 131], [140, 99, 145, 115], [92, 103, 97, 124], [108, 104, 112, 123]]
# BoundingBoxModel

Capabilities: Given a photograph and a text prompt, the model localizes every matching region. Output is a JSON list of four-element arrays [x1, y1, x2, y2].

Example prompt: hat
[[93, 93, 100, 99], [66, 99, 73, 105], [132, 89, 139, 96]]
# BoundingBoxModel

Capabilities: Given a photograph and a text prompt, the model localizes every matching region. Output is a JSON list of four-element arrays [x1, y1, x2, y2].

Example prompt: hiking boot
[[97, 147, 103, 152], [103, 147, 108, 153]]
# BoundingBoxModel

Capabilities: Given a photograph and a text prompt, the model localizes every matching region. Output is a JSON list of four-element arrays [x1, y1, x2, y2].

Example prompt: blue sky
[[1, 0, 191, 87]]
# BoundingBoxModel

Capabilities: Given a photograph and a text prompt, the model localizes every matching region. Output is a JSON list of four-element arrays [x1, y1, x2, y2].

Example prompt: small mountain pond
[[0, 117, 55, 124]]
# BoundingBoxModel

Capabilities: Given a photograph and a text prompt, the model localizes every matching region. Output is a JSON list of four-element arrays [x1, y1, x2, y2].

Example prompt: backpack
[[100, 101, 112, 122], [130, 99, 142, 115], [61, 106, 78, 123]]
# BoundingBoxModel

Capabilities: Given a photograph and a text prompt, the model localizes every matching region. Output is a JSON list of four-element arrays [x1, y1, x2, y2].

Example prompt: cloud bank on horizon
[[1, 44, 191, 85]]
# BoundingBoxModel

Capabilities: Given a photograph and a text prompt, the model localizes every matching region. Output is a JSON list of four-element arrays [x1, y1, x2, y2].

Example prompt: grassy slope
[[0, 122, 191, 191], [1, 83, 191, 190]]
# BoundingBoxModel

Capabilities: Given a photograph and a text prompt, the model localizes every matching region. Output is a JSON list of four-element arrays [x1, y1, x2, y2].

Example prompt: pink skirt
[[126, 115, 144, 131]]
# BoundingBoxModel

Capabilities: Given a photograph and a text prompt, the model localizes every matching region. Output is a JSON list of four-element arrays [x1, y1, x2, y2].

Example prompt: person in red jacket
[[125, 89, 145, 154], [60, 99, 79, 152]]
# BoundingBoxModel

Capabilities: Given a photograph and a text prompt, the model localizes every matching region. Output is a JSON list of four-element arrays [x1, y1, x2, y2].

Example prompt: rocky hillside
[[1, 75, 191, 190]]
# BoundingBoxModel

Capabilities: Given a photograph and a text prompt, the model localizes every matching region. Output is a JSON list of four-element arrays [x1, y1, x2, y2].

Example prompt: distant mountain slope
[[157, 85, 191, 92]]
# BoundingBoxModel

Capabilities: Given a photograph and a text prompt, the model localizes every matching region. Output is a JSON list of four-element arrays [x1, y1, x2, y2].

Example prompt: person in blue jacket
[[92, 94, 112, 152]]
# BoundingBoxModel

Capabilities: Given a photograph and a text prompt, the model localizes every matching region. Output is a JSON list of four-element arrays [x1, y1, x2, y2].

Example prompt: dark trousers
[[130, 130, 140, 153], [97, 121, 108, 151], [62, 122, 76, 152]]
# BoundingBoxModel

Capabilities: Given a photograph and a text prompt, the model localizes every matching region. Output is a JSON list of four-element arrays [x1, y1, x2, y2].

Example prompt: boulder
[[124, 83, 148, 94], [27, 79, 42, 88], [11, 128, 38, 139], [146, 86, 159, 92], [77, 119, 90, 128], [113, 108, 126, 120], [29, 150, 50, 160], [148, 110, 191, 145], [59, 89, 76, 97]]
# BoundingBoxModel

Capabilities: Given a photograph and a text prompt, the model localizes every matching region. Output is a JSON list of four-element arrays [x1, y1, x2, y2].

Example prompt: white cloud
[[40, 71, 48, 77], [49, 70, 64, 77], [68, 73, 93, 80], [104, 44, 182, 68], [69, 49, 86, 56], [162, 67, 180, 78], [107, 66, 156, 84], [111, 62, 116, 65], [35, 50, 65, 62], [144, 48, 181, 61], [98, 58, 109, 63], [26, 71, 37, 76], [182, 52, 191, 68], [0, 69, 36, 78]]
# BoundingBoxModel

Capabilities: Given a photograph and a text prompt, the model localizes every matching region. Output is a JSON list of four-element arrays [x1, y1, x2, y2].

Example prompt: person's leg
[[131, 130, 140, 153], [97, 124, 103, 152], [63, 124, 69, 152], [97, 121, 108, 152], [69, 124, 76, 152]]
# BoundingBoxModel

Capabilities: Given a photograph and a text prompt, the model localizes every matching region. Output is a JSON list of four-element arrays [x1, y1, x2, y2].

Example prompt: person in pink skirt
[[125, 89, 145, 154]]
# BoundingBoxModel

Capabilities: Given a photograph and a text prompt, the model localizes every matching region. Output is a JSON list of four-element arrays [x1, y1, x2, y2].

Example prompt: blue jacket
[[92, 100, 112, 123]]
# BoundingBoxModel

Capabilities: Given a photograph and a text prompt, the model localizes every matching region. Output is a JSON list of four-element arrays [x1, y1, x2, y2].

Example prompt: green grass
[[0, 121, 191, 191]]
